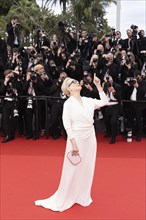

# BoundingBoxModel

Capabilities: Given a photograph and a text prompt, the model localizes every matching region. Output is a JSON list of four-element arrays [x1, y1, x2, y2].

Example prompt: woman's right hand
[[72, 144, 79, 156]]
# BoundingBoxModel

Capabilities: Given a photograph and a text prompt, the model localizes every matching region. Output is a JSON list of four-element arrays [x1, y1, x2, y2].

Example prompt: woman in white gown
[[35, 74, 108, 211]]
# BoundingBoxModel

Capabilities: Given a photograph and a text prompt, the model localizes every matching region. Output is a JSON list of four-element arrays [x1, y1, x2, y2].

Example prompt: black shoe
[[2, 135, 14, 143], [33, 135, 39, 140], [52, 133, 61, 140], [109, 139, 115, 144], [136, 136, 141, 142], [26, 135, 33, 140]]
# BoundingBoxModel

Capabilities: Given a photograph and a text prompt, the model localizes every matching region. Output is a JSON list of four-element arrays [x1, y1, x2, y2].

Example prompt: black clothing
[[123, 80, 146, 139], [6, 21, 20, 48], [101, 63, 119, 83], [103, 82, 122, 142], [0, 38, 8, 79], [0, 77, 22, 141]]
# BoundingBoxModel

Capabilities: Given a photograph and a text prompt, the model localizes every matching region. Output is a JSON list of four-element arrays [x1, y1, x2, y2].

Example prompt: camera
[[58, 77, 64, 86], [44, 49, 51, 56], [96, 50, 103, 56], [7, 86, 14, 96], [104, 77, 112, 91], [83, 77, 90, 85], [30, 50, 36, 56], [7, 80, 15, 97], [126, 77, 137, 86], [111, 48, 117, 54], [13, 109, 19, 117], [27, 97, 33, 109], [35, 25, 42, 34], [130, 24, 138, 37], [125, 57, 131, 65], [30, 72, 37, 81], [103, 57, 109, 65], [93, 58, 98, 63], [15, 23, 20, 29], [16, 54, 21, 59], [131, 24, 138, 30]]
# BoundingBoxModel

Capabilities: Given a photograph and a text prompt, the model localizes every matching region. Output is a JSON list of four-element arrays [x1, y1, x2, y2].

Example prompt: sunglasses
[[68, 80, 79, 87]]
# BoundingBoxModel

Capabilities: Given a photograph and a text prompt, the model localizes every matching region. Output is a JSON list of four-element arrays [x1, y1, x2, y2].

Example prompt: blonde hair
[[34, 64, 44, 74], [61, 77, 72, 96]]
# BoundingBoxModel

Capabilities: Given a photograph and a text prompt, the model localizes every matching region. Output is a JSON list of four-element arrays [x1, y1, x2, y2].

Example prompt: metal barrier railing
[[0, 96, 66, 139], [0, 96, 146, 139]]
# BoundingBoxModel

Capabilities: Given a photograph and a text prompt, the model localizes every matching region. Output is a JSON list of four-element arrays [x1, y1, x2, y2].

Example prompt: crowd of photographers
[[0, 15, 146, 144]]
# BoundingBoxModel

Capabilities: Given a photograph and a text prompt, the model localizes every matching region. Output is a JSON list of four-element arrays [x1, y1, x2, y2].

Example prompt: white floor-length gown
[[35, 92, 108, 212]]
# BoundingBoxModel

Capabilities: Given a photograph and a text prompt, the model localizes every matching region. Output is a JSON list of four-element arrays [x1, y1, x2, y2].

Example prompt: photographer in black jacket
[[6, 15, 21, 49], [0, 69, 22, 143], [102, 76, 122, 144], [22, 64, 53, 139], [123, 71, 146, 141], [47, 72, 67, 139]]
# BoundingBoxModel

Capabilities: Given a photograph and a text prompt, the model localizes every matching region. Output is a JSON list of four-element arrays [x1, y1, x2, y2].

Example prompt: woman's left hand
[[93, 73, 101, 87]]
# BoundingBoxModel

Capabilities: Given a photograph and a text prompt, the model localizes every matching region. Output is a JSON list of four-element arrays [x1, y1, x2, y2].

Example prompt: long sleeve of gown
[[62, 101, 75, 139], [93, 91, 108, 109]]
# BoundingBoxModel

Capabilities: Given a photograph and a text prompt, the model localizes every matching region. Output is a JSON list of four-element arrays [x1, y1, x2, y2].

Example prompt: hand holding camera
[[4, 72, 14, 86]]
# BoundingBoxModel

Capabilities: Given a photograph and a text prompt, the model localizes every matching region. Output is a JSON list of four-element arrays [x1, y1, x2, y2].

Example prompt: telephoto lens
[[27, 98, 33, 109], [13, 109, 19, 117]]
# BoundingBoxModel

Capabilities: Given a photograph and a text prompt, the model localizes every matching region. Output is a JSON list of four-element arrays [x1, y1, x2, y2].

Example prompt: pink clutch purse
[[67, 151, 82, 165]]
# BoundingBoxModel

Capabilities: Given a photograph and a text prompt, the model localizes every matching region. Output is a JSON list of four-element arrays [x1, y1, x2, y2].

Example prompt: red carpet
[[0, 133, 146, 220]]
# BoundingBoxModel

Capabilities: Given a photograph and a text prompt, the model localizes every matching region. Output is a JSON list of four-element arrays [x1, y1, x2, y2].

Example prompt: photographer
[[78, 29, 92, 61], [22, 65, 53, 139], [119, 51, 138, 88], [47, 72, 67, 139], [123, 71, 146, 142], [47, 59, 60, 80], [34, 27, 50, 50], [102, 76, 122, 144], [58, 22, 76, 54], [101, 53, 119, 83], [80, 72, 99, 99], [50, 34, 59, 50], [89, 54, 102, 79], [0, 37, 8, 79], [6, 47, 28, 77], [65, 57, 83, 82], [124, 26, 140, 57], [112, 31, 125, 52], [0, 69, 22, 143], [6, 15, 21, 49], [100, 33, 112, 53]]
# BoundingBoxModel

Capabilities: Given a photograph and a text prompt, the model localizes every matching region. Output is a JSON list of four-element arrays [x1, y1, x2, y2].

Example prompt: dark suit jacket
[[124, 80, 146, 110], [6, 22, 20, 47]]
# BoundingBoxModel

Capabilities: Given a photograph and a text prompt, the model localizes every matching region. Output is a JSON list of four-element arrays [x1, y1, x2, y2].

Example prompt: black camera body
[[130, 24, 138, 37], [83, 77, 90, 85], [96, 50, 103, 56], [103, 57, 109, 65], [131, 24, 138, 30], [104, 77, 112, 92], [7, 79, 15, 97], [58, 77, 64, 86], [93, 58, 98, 63], [126, 77, 137, 86], [30, 72, 37, 81], [125, 57, 131, 65]]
